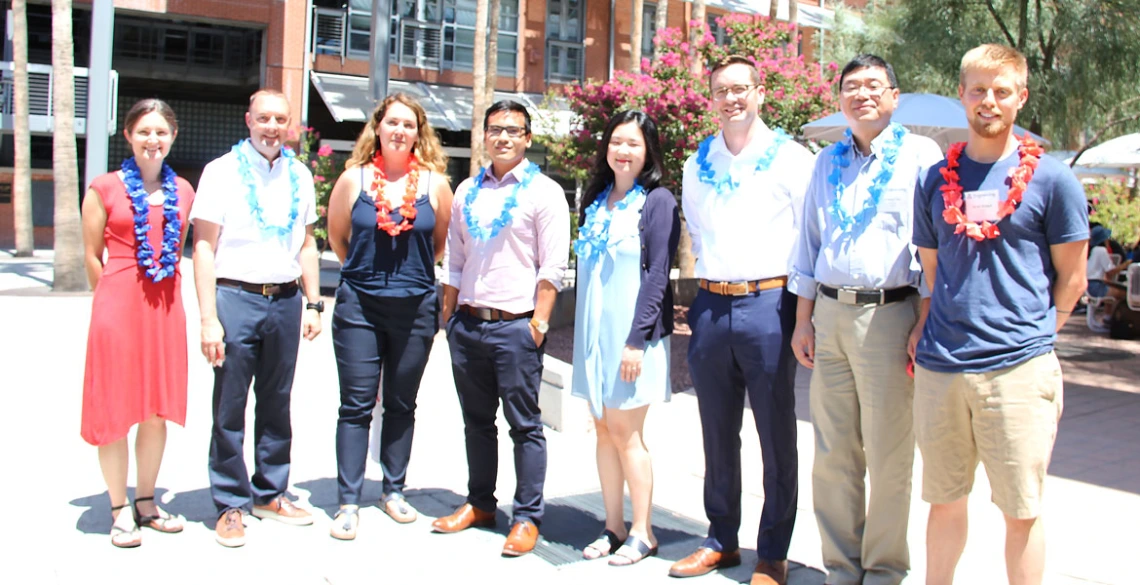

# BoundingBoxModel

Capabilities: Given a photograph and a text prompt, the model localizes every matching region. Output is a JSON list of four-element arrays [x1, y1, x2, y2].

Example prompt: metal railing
[[0, 61, 118, 135], [397, 19, 443, 70]]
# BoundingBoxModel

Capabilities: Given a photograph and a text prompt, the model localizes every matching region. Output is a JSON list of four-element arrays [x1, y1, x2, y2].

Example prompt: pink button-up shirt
[[444, 161, 570, 314]]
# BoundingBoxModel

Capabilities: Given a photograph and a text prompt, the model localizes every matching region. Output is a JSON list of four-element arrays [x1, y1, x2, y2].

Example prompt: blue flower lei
[[573, 183, 647, 260], [463, 160, 539, 241], [122, 157, 181, 283], [696, 128, 790, 195], [826, 123, 908, 230], [233, 139, 301, 240]]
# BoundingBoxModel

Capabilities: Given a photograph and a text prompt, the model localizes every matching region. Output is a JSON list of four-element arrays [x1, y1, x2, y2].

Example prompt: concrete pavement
[[1, 250, 1136, 585]]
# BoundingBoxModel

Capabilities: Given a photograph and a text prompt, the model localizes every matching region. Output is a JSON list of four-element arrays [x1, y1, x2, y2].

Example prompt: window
[[546, 0, 584, 83], [443, 0, 519, 76], [642, 3, 658, 59], [707, 13, 728, 45]]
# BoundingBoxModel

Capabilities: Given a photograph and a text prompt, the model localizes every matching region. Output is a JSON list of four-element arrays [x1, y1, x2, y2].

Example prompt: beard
[[968, 114, 1011, 139]]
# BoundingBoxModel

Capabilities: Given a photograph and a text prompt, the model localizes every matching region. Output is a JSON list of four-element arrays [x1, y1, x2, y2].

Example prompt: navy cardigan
[[625, 186, 681, 349]]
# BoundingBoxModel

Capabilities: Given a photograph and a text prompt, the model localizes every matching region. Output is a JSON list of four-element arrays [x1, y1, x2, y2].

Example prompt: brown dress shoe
[[502, 521, 539, 557], [431, 503, 496, 533], [668, 547, 741, 578], [251, 495, 314, 526], [750, 559, 789, 585], [215, 509, 246, 548]]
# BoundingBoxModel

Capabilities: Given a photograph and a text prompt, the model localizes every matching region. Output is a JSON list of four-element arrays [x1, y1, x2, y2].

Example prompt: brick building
[[0, 0, 837, 247]]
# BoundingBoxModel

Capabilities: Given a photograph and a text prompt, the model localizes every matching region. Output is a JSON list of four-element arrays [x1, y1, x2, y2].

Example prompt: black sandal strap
[[111, 504, 130, 512], [134, 496, 155, 503]]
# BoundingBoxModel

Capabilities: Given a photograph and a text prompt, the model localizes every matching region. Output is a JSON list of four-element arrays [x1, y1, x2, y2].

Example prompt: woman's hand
[[620, 345, 644, 383]]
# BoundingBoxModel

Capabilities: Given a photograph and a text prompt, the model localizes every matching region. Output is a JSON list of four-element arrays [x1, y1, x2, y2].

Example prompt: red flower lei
[[939, 135, 1043, 241], [371, 151, 420, 236]]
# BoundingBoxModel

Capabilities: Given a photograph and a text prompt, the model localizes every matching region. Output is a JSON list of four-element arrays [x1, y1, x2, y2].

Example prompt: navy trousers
[[687, 287, 799, 559], [446, 313, 547, 526], [332, 283, 437, 504], [209, 285, 302, 514]]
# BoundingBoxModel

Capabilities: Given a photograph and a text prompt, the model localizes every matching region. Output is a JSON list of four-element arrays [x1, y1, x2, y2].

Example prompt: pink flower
[[314, 175, 326, 182], [317, 145, 334, 157]]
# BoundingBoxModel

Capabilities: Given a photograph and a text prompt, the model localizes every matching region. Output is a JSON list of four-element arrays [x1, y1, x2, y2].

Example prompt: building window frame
[[545, 0, 585, 83]]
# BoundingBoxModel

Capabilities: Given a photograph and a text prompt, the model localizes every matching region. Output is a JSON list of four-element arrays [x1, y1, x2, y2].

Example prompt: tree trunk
[[51, 0, 85, 291], [630, 0, 643, 74], [689, 0, 705, 77], [769, 0, 779, 19], [12, 0, 34, 257], [470, 0, 489, 175], [789, 0, 799, 55], [677, 216, 696, 278], [485, 0, 500, 108], [653, 0, 668, 62]]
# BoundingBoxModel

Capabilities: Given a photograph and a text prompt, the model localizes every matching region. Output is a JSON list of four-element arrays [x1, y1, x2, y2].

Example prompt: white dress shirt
[[788, 129, 944, 299], [190, 140, 318, 283], [682, 123, 816, 281]]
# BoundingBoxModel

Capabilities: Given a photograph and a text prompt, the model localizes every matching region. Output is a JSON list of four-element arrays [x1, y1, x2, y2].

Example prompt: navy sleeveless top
[[339, 168, 436, 298]]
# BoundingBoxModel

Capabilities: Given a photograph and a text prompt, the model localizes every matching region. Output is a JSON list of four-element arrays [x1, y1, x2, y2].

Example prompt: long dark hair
[[579, 110, 665, 225]]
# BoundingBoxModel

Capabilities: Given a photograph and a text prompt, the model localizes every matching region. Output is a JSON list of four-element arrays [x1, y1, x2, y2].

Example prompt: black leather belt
[[459, 305, 534, 321], [819, 285, 916, 305], [217, 278, 299, 297]]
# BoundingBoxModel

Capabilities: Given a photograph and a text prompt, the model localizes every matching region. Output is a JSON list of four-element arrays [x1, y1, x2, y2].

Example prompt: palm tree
[[485, 0, 500, 105], [470, 0, 489, 175], [769, 0, 779, 19], [789, 0, 799, 56], [51, 0, 85, 291], [12, 0, 33, 257], [630, 0, 643, 74], [688, 0, 705, 77], [653, 0, 668, 63]]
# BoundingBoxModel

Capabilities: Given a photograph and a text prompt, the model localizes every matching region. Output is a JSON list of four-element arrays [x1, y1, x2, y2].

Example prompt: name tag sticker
[[964, 189, 1001, 222], [878, 188, 909, 214]]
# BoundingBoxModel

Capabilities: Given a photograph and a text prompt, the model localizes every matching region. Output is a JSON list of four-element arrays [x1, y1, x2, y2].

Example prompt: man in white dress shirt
[[192, 89, 323, 548], [788, 54, 943, 585], [668, 55, 815, 585]]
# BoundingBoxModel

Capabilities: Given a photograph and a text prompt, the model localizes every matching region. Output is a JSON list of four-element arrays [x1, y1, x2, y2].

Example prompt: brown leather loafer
[[750, 559, 789, 585], [251, 495, 314, 526], [502, 520, 539, 557], [215, 508, 246, 548], [668, 547, 741, 578], [431, 503, 496, 533]]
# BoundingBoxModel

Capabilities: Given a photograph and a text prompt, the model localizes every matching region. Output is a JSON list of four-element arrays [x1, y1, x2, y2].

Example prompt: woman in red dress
[[80, 99, 195, 547]]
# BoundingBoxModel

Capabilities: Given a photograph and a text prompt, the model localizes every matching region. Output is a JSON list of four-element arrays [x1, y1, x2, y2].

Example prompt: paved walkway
[[1, 250, 1136, 585]]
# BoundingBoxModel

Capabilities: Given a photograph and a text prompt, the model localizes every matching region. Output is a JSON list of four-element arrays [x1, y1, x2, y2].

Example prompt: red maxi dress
[[81, 172, 196, 446]]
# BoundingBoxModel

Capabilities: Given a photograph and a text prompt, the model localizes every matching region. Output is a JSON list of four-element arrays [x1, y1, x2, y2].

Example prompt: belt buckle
[[261, 284, 278, 297], [729, 282, 750, 296], [477, 307, 494, 320], [837, 288, 859, 305]]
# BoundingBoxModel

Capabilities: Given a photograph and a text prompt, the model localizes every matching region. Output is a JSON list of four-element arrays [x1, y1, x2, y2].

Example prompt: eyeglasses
[[711, 84, 757, 102], [840, 82, 896, 97], [486, 125, 527, 138]]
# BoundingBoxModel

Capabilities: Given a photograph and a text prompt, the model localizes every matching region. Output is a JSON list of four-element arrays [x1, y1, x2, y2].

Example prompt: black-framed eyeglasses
[[486, 125, 527, 138], [711, 84, 757, 102], [839, 82, 896, 97]]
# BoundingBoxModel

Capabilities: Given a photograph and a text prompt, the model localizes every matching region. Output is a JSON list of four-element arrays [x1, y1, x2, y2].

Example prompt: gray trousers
[[810, 294, 918, 585]]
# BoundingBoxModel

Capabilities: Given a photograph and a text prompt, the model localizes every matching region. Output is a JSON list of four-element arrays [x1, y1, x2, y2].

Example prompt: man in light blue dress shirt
[[670, 55, 815, 585], [788, 55, 943, 585]]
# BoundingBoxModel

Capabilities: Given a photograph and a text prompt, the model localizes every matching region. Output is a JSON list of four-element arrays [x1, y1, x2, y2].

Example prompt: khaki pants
[[810, 294, 918, 585]]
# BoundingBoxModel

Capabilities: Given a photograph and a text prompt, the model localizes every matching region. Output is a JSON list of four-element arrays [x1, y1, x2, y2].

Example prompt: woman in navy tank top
[[325, 94, 453, 540]]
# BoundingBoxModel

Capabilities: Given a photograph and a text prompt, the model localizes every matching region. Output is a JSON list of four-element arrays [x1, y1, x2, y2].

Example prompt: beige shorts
[[914, 351, 1064, 519]]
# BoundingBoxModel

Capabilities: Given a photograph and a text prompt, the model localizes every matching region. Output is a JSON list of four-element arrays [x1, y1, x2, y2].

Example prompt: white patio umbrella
[[801, 93, 1049, 151], [1068, 133, 1140, 169]]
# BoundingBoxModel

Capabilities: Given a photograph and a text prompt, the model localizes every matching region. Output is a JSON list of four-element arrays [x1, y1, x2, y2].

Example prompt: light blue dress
[[572, 195, 671, 420]]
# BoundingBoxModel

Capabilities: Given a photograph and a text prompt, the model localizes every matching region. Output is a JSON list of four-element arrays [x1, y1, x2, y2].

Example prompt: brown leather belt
[[217, 278, 299, 297], [699, 276, 788, 296], [459, 305, 534, 322]]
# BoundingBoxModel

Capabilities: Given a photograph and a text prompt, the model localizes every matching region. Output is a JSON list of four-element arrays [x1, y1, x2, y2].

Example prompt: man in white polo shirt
[[191, 88, 323, 548]]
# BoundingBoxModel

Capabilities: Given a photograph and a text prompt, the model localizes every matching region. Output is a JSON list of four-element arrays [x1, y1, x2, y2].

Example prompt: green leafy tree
[[1089, 181, 1140, 247], [832, 0, 1140, 150], [290, 127, 339, 245]]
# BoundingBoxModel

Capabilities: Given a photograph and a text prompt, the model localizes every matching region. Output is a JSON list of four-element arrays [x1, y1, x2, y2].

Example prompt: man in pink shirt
[[432, 100, 570, 557]]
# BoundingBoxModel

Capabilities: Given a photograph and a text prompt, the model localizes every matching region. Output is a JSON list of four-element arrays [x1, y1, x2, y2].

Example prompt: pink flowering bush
[[291, 126, 340, 243], [543, 15, 837, 192]]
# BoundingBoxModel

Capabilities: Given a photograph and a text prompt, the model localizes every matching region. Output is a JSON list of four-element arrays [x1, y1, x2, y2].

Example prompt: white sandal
[[330, 506, 359, 540]]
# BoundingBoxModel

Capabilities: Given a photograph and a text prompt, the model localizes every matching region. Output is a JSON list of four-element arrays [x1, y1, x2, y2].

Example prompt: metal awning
[[309, 72, 572, 136], [683, 0, 834, 30]]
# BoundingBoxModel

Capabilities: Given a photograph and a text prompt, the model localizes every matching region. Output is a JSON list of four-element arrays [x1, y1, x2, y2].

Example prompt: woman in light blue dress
[[572, 110, 680, 566]]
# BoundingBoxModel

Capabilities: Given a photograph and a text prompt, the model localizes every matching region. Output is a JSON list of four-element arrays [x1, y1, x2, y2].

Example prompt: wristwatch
[[306, 301, 325, 313], [529, 318, 549, 334]]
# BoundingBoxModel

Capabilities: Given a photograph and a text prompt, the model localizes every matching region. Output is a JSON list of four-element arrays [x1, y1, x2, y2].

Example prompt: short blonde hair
[[959, 44, 1028, 89], [248, 88, 290, 111]]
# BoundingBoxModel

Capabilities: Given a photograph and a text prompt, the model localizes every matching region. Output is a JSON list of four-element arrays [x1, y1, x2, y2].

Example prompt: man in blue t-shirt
[[911, 44, 1088, 585]]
